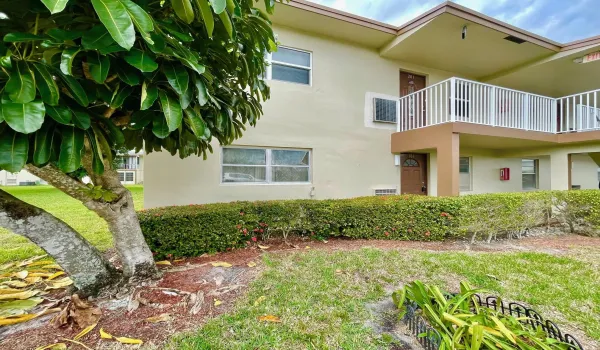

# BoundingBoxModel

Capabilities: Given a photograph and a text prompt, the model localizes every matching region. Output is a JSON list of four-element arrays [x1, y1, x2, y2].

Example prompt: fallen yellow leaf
[[0, 290, 39, 301], [146, 313, 172, 323], [155, 260, 172, 266], [0, 313, 37, 326], [18, 255, 48, 267], [47, 271, 65, 280], [25, 260, 55, 267], [210, 262, 232, 268], [115, 337, 143, 345], [41, 264, 63, 271], [258, 315, 281, 323], [257, 245, 270, 250], [247, 261, 257, 268], [35, 343, 66, 350], [27, 272, 53, 278], [73, 322, 97, 341], [0, 288, 25, 295], [14, 270, 29, 279], [214, 299, 222, 306], [0, 262, 15, 271], [173, 259, 185, 263], [25, 276, 43, 284], [45, 277, 73, 290], [2, 280, 29, 288], [305, 246, 311, 249], [253, 296, 266, 306], [99, 328, 113, 339]]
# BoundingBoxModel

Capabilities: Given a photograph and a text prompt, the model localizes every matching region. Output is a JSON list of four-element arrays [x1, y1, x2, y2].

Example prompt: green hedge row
[[138, 190, 600, 259]]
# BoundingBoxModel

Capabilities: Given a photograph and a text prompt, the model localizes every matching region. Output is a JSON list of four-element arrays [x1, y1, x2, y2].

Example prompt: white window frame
[[118, 170, 136, 184], [266, 46, 312, 86], [221, 146, 312, 185], [522, 159, 539, 190], [459, 156, 472, 192]]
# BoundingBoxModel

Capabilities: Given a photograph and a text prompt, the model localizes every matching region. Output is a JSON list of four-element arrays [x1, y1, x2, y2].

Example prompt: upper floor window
[[522, 159, 538, 190], [222, 147, 311, 184], [267, 46, 312, 85]]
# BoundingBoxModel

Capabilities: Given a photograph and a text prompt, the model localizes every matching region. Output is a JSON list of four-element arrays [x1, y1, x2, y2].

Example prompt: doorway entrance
[[400, 153, 428, 195], [400, 71, 427, 127]]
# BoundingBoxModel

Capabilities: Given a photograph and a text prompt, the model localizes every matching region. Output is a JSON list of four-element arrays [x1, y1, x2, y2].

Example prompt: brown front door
[[400, 71, 427, 127], [400, 153, 427, 195]]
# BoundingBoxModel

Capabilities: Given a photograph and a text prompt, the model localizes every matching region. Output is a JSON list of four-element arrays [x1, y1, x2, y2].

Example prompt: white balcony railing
[[397, 77, 600, 134]]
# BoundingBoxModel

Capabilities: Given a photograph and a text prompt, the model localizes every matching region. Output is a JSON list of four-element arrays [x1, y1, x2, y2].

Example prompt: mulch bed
[[1, 234, 597, 349]]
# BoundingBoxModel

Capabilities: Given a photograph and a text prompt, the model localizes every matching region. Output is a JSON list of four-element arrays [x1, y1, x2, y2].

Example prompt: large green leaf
[[172, 0, 195, 24], [91, 0, 136, 50], [184, 108, 207, 139], [98, 118, 125, 145], [0, 130, 29, 173], [110, 85, 133, 108], [264, 0, 275, 14], [82, 26, 116, 50], [3, 33, 45, 42], [163, 62, 189, 95], [33, 121, 55, 166], [72, 109, 91, 130], [60, 48, 80, 75], [40, 0, 70, 14], [2, 100, 46, 134], [32, 63, 60, 106], [86, 130, 105, 174], [46, 105, 72, 125], [58, 126, 85, 173], [180, 84, 193, 109], [140, 81, 158, 110], [56, 70, 90, 107], [130, 110, 153, 129], [195, 78, 208, 106], [195, 0, 214, 36], [124, 49, 158, 72], [47, 29, 83, 41], [158, 90, 182, 132], [119, 0, 154, 44], [115, 62, 141, 86], [152, 114, 169, 138], [209, 0, 226, 14], [218, 11, 234, 38], [87, 52, 111, 83], [5, 61, 36, 103]]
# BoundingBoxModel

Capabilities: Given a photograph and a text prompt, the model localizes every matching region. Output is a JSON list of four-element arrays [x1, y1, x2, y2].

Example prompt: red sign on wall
[[582, 51, 600, 64]]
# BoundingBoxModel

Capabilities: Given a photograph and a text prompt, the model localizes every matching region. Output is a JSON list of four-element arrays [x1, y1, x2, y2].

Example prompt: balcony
[[397, 78, 600, 134]]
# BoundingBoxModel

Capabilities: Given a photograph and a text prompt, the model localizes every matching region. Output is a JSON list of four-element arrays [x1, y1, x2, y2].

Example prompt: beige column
[[436, 133, 460, 196], [549, 151, 571, 190]]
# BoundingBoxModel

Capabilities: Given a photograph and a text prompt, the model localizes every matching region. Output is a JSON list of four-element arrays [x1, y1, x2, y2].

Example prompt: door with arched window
[[400, 153, 427, 195]]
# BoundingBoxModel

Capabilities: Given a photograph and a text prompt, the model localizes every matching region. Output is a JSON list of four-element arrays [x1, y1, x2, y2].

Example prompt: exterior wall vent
[[504, 35, 526, 44], [373, 97, 397, 123], [373, 188, 398, 196]]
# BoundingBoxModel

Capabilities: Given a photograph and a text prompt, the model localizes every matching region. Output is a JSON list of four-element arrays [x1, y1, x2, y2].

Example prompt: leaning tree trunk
[[26, 163, 158, 279], [0, 189, 116, 295]]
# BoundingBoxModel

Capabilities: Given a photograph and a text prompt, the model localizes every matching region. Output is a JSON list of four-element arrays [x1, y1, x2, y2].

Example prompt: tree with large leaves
[[0, 0, 279, 294]]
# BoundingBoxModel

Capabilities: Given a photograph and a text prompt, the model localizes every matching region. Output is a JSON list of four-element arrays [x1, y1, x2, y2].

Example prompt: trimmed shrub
[[138, 190, 600, 259]]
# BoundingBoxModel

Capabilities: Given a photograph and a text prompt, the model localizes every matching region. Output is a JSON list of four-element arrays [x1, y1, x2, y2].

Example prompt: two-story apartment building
[[144, 0, 600, 207]]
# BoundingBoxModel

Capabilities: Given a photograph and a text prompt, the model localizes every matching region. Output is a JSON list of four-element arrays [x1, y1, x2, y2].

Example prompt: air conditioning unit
[[373, 97, 397, 123]]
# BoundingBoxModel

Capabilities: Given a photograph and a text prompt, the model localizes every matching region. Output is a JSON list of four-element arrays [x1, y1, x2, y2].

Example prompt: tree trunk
[[0, 189, 116, 295], [26, 163, 158, 279]]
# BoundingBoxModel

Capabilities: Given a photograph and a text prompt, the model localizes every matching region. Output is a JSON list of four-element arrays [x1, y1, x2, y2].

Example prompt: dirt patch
[[1, 234, 597, 349]]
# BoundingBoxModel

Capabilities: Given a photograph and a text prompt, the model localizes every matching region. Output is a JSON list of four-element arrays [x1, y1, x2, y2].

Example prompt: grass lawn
[[170, 248, 600, 349], [0, 185, 143, 264]]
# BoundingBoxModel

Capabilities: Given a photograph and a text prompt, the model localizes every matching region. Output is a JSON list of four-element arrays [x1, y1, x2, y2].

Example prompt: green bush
[[138, 190, 600, 259]]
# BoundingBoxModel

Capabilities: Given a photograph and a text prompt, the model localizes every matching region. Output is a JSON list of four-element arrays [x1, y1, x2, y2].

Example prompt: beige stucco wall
[[145, 25, 462, 208], [571, 153, 599, 189]]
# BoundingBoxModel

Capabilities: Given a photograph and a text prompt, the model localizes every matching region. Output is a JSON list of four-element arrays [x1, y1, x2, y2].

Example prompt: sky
[[307, 0, 599, 43]]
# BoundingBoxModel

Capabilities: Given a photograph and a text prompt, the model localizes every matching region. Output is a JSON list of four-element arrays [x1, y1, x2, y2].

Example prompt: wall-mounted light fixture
[[462, 25, 467, 40]]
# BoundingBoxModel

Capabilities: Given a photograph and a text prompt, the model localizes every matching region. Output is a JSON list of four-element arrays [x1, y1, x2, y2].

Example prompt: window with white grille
[[373, 98, 397, 123], [374, 188, 398, 196]]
